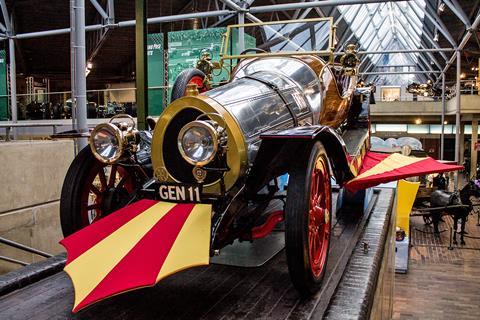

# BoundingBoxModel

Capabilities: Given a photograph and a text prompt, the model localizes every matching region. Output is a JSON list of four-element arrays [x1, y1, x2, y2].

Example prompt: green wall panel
[[0, 51, 7, 120], [147, 33, 164, 115], [167, 28, 256, 102]]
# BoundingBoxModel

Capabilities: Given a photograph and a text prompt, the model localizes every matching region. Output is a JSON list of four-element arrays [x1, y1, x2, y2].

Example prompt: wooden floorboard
[[393, 214, 480, 320]]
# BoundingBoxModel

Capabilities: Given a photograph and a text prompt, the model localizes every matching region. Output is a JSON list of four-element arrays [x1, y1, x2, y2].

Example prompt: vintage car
[[60, 18, 367, 296]]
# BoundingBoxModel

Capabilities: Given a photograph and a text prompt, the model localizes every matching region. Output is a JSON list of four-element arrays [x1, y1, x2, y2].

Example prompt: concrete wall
[[0, 140, 74, 274], [371, 100, 442, 116], [446, 95, 480, 115]]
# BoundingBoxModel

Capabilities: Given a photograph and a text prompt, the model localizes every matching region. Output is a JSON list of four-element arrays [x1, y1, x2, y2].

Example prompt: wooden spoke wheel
[[171, 68, 207, 102], [60, 147, 136, 237], [285, 141, 332, 294]]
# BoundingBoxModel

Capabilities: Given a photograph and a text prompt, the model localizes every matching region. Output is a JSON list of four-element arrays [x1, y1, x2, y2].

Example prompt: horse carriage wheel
[[285, 141, 332, 294], [60, 147, 136, 237]]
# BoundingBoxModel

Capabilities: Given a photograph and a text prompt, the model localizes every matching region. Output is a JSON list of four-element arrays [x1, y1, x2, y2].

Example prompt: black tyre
[[285, 141, 332, 294], [171, 68, 206, 103], [60, 147, 137, 237]]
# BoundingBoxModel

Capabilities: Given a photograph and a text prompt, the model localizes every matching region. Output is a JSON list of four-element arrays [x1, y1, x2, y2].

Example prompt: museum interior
[[0, 0, 479, 319]]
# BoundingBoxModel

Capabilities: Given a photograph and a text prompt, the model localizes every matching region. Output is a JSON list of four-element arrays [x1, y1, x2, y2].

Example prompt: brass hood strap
[[242, 75, 298, 127]]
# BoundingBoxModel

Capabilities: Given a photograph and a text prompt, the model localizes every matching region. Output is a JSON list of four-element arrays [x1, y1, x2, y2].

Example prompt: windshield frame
[[220, 17, 335, 61]]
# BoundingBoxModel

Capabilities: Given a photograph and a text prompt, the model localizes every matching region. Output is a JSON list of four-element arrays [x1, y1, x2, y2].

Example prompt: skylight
[[338, 0, 428, 85]]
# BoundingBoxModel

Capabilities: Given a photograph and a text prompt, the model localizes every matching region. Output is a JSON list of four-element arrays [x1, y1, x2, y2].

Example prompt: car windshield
[[222, 18, 333, 60]]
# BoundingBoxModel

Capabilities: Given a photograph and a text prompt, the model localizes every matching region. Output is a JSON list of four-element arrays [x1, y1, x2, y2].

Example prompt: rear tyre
[[285, 141, 332, 294], [171, 68, 206, 102], [60, 147, 136, 237]]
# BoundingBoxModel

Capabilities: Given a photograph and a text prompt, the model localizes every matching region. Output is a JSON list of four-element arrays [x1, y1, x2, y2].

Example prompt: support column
[[238, 5, 245, 54], [454, 50, 461, 189], [471, 119, 478, 179], [8, 37, 17, 139], [135, 0, 148, 130], [73, 0, 88, 149], [70, 0, 76, 131], [441, 72, 446, 160]]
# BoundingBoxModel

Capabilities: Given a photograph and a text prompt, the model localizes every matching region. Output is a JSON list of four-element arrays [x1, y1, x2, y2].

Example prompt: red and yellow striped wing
[[346, 152, 463, 191], [60, 200, 212, 313]]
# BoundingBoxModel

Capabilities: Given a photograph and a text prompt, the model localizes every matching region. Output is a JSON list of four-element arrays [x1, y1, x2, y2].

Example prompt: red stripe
[[61, 199, 158, 265], [73, 203, 195, 312], [357, 152, 390, 175], [347, 157, 462, 192]]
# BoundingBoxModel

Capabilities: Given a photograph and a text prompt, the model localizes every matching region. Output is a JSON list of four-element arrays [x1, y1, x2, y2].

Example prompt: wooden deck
[[393, 212, 480, 320]]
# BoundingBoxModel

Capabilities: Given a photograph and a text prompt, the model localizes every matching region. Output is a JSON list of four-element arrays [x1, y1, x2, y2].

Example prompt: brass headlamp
[[89, 114, 139, 164], [177, 114, 227, 167]]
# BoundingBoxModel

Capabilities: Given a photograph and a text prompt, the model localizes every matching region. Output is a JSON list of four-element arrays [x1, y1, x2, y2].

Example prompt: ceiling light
[[438, 3, 446, 12], [460, 73, 466, 79], [443, 121, 448, 125], [415, 118, 422, 125]]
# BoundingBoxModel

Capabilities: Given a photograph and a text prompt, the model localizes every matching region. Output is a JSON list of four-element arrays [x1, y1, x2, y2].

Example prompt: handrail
[[0, 123, 62, 141], [0, 236, 52, 258]]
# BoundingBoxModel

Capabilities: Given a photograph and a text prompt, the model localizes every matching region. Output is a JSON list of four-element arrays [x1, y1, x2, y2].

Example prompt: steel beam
[[0, 0, 11, 32], [404, 1, 448, 61], [73, 0, 88, 149], [13, 10, 233, 39], [8, 38, 17, 138], [89, 0, 109, 20], [435, 11, 480, 85], [443, 0, 471, 28], [441, 72, 446, 160], [455, 50, 461, 166], [237, 2, 246, 53], [418, 0, 457, 48], [107, 0, 115, 24], [249, 0, 407, 13], [135, 0, 147, 130]]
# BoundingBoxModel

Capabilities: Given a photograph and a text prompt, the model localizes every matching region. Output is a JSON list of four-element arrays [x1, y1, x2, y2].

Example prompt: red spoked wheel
[[60, 147, 137, 237], [170, 68, 207, 102], [285, 141, 332, 294], [80, 163, 135, 226], [308, 155, 331, 278]]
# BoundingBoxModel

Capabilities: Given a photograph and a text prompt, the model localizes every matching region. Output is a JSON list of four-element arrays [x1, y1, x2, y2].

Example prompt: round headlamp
[[89, 123, 124, 164], [177, 120, 219, 166]]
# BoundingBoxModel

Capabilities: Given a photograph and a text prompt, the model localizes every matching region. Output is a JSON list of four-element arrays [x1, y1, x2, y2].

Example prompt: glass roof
[[338, 1, 428, 85]]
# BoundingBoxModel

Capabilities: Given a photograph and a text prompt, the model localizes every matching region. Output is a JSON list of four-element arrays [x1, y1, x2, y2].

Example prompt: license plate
[[158, 183, 202, 203]]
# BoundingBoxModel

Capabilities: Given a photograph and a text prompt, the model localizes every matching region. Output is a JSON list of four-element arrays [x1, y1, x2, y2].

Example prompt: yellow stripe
[[65, 201, 176, 309], [350, 153, 426, 182], [156, 204, 212, 282]]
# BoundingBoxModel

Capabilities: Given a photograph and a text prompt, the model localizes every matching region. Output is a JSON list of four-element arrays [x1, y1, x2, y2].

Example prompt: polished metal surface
[[205, 57, 322, 161]]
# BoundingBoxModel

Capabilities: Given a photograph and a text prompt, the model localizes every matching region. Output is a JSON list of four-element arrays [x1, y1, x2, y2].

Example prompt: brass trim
[[89, 123, 124, 164], [221, 17, 334, 62], [151, 95, 248, 194]]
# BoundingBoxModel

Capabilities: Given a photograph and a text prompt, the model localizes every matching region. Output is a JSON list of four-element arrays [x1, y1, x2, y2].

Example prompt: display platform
[[0, 188, 395, 320]]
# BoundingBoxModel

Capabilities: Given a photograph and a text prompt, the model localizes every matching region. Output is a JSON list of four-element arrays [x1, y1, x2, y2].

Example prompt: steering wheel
[[237, 48, 267, 63]]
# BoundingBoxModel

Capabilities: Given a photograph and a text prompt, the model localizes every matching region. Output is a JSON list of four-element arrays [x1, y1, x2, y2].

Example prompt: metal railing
[[0, 86, 169, 122], [0, 236, 52, 266]]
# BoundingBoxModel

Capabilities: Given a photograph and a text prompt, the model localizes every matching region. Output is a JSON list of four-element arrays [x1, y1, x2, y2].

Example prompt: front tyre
[[285, 141, 332, 294], [60, 147, 136, 237]]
